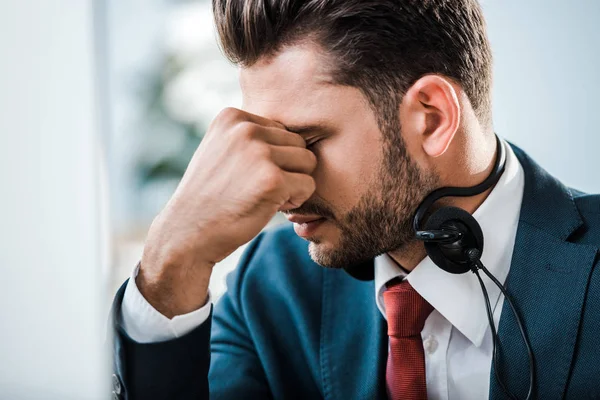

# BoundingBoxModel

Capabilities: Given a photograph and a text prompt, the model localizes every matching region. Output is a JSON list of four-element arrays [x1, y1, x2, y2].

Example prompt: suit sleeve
[[110, 232, 271, 400]]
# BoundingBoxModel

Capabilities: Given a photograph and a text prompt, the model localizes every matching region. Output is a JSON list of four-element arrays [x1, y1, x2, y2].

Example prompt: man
[[110, 0, 600, 399]]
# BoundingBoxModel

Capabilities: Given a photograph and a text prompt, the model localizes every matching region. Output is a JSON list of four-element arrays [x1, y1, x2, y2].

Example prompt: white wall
[[483, 0, 600, 192], [0, 1, 109, 399]]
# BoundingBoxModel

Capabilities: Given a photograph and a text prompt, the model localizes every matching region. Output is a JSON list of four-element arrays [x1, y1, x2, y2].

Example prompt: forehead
[[239, 44, 366, 125]]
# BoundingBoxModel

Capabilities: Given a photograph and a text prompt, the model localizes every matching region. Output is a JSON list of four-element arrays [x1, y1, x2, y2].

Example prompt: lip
[[291, 217, 326, 238], [285, 214, 324, 224]]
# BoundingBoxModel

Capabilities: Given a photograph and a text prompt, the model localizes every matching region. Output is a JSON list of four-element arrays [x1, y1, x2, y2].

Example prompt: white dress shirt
[[121, 140, 525, 400], [121, 265, 213, 342]]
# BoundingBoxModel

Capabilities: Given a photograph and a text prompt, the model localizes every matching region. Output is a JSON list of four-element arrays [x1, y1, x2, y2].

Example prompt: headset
[[344, 135, 535, 400]]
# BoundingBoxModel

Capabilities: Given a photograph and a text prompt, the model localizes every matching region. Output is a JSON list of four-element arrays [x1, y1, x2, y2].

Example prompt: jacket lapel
[[489, 145, 598, 399], [320, 263, 388, 400]]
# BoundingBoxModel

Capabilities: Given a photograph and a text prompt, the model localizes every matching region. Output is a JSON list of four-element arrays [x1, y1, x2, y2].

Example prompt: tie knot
[[383, 280, 433, 337]]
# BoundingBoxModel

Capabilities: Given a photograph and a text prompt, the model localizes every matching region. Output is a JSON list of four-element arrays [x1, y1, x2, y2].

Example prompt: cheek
[[311, 134, 383, 214]]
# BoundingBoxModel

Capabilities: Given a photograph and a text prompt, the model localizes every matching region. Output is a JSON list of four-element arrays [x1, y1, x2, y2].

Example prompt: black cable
[[413, 135, 506, 233], [473, 269, 518, 400], [466, 248, 534, 400], [478, 261, 535, 400]]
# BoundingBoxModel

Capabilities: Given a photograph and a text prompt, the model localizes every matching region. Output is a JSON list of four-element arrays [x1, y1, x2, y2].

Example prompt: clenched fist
[[137, 108, 317, 317]]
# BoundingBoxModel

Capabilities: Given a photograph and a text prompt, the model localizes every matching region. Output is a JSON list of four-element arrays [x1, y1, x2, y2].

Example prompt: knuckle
[[211, 108, 245, 140], [249, 142, 270, 161], [288, 134, 305, 149], [299, 137, 308, 149], [260, 166, 283, 193], [216, 107, 240, 123], [306, 150, 318, 168], [305, 175, 316, 193], [232, 121, 257, 140]]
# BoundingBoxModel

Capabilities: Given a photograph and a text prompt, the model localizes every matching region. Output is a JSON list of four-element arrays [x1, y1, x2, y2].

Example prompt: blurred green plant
[[134, 54, 204, 186], [130, 0, 240, 220]]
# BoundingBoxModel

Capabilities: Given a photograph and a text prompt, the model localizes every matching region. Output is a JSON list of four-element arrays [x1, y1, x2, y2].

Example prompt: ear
[[401, 75, 461, 158]]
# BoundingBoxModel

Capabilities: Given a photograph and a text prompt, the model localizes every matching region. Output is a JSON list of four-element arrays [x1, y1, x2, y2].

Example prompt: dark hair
[[213, 0, 493, 129]]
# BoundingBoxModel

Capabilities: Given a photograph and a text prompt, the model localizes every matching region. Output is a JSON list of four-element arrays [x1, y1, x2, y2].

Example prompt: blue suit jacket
[[111, 145, 600, 399]]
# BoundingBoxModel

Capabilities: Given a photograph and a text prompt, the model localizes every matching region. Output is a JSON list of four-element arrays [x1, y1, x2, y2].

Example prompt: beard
[[285, 121, 439, 269]]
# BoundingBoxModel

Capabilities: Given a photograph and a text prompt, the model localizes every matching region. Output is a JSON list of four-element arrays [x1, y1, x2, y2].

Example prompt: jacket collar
[[512, 144, 583, 240]]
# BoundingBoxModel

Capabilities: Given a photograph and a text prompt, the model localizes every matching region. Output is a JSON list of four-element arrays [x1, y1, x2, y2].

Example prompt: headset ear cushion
[[423, 206, 484, 274]]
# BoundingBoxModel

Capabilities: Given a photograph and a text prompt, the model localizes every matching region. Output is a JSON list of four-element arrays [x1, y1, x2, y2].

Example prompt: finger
[[237, 108, 287, 130], [279, 171, 316, 211], [219, 108, 305, 148], [269, 145, 317, 174], [258, 126, 306, 148]]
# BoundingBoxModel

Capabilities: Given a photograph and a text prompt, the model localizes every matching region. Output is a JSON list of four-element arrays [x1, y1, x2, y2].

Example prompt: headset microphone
[[414, 230, 461, 242]]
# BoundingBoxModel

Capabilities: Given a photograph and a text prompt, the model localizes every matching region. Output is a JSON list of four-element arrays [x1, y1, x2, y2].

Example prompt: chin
[[307, 240, 356, 269], [307, 241, 337, 268]]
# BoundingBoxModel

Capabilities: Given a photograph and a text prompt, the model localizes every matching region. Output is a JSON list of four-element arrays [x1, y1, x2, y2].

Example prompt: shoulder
[[244, 222, 317, 274], [248, 222, 310, 261], [566, 191, 600, 394], [572, 190, 600, 217], [571, 190, 600, 245]]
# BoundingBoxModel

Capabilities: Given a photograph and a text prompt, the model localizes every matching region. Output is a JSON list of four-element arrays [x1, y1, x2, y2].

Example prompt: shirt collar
[[374, 139, 525, 347]]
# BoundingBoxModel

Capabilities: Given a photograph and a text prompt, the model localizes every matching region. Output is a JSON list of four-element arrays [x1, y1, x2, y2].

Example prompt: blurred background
[[1, 0, 599, 398]]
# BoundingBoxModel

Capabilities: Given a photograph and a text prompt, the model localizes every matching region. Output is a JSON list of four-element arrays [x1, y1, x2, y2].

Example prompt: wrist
[[137, 253, 214, 318]]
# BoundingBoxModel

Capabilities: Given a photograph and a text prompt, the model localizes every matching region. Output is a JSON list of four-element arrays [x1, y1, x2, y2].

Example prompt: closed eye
[[306, 139, 321, 150]]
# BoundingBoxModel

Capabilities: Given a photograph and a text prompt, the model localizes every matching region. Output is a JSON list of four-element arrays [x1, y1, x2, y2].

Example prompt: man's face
[[241, 44, 438, 269]]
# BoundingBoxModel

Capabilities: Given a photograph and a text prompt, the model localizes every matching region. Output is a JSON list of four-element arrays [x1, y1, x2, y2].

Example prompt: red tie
[[383, 279, 434, 400]]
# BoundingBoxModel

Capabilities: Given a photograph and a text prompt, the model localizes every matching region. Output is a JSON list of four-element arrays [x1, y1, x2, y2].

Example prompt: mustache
[[282, 199, 336, 220]]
